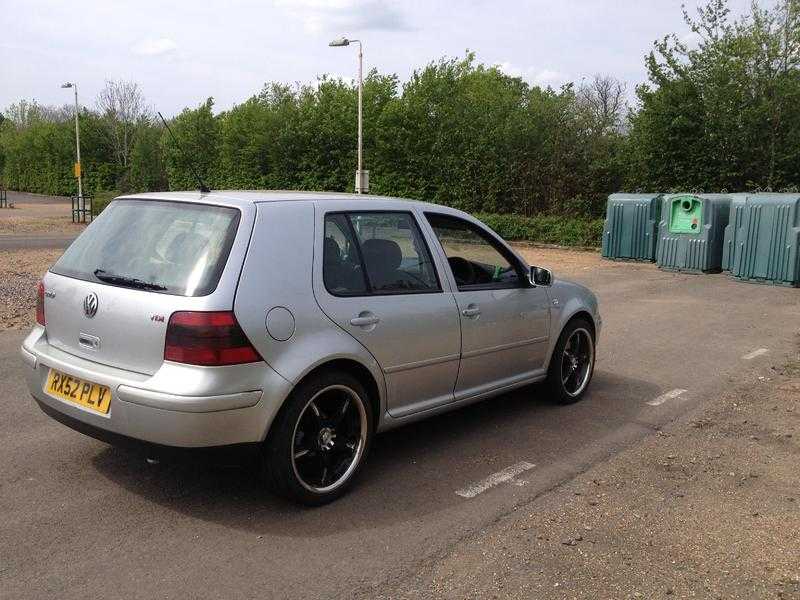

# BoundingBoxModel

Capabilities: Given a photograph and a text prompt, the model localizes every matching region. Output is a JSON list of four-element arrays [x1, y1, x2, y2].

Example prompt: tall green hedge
[[477, 213, 604, 247]]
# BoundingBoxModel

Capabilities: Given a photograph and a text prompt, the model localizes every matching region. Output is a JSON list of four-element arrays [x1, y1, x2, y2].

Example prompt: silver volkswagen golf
[[22, 191, 601, 505]]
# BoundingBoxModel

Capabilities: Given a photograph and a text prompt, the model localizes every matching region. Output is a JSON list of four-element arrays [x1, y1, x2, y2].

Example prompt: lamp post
[[61, 82, 83, 202], [329, 37, 368, 194]]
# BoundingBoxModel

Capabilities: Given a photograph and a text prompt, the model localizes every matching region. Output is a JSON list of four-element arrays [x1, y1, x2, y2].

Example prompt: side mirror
[[529, 265, 553, 287]]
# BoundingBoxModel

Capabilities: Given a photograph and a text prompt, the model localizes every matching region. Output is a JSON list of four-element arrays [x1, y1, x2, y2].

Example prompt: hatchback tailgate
[[40, 196, 255, 376], [44, 273, 189, 375]]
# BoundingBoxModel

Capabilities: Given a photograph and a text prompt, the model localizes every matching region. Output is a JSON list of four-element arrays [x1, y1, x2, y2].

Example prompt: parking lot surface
[[1, 255, 798, 599]]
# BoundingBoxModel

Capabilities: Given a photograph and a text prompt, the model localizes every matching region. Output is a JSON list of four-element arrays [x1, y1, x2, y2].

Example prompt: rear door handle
[[350, 314, 380, 327], [461, 305, 481, 318]]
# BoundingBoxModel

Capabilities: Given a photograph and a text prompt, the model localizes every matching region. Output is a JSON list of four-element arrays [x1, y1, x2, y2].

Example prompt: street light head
[[61, 82, 74, 89], [329, 37, 350, 47]]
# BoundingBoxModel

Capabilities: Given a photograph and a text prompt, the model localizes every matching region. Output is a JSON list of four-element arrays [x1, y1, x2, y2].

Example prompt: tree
[[96, 79, 150, 170], [577, 74, 627, 135], [127, 123, 167, 192], [162, 98, 219, 191], [627, 0, 800, 192]]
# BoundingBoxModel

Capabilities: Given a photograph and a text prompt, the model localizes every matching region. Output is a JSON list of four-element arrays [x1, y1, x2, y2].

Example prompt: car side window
[[323, 214, 369, 296], [425, 213, 524, 290], [349, 212, 441, 294]]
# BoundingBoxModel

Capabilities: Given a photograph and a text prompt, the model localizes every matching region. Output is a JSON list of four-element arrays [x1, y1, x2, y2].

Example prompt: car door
[[424, 212, 551, 400], [313, 210, 461, 418]]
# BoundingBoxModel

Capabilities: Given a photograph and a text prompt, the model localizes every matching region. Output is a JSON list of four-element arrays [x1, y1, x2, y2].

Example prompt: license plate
[[45, 369, 112, 414]]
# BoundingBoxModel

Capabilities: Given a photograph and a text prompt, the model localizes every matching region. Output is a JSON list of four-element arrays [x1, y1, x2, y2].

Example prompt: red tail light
[[36, 281, 46, 326], [164, 311, 262, 366]]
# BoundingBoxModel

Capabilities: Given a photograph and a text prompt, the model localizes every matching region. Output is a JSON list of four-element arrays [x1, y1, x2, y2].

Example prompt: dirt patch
[[510, 244, 655, 279], [0, 249, 62, 330], [0, 203, 87, 234], [372, 355, 800, 599], [512, 244, 602, 275]]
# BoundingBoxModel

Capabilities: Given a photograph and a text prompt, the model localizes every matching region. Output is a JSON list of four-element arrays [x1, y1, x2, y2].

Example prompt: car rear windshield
[[51, 199, 241, 296]]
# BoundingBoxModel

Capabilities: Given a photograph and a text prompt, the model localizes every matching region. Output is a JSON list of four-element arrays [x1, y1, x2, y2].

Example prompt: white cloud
[[532, 69, 567, 87], [274, 0, 411, 34], [132, 38, 178, 57], [496, 62, 569, 89], [497, 61, 525, 79]]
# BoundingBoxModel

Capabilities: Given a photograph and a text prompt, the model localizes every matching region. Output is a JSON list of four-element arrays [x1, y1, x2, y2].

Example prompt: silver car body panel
[[311, 201, 462, 419], [21, 190, 601, 446], [233, 200, 389, 423], [415, 207, 552, 399], [42, 194, 257, 376], [541, 279, 602, 371]]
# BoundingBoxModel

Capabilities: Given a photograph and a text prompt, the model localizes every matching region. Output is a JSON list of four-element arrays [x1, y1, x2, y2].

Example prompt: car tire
[[262, 370, 373, 506], [546, 317, 596, 405]]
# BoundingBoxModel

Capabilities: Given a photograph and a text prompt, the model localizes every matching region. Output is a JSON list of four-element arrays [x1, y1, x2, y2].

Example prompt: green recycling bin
[[723, 193, 800, 287], [656, 193, 731, 273], [601, 193, 662, 262]]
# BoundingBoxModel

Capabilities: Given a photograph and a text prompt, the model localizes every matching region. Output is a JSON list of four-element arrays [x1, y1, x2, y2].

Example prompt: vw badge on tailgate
[[83, 293, 99, 318]]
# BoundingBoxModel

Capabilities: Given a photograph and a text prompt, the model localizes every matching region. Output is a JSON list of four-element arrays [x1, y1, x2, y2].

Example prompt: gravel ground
[[370, 352, 800, 600], [0, 249, 62, 330]]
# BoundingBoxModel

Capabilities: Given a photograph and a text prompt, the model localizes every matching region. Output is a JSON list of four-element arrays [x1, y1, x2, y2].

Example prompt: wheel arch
[[544, 306, 598, 372], [264, 357, 384, 443], [566, 310, 596, 338]]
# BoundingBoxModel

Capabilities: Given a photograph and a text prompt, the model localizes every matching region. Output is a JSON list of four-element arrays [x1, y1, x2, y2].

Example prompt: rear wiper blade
[[93, 269, 167, 291]]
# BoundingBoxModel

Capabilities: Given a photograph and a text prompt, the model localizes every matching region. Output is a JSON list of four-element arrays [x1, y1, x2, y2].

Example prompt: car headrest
[[323, 237, 341, 265], [361, 238, 402, 271], [448, 256, 473, 284]]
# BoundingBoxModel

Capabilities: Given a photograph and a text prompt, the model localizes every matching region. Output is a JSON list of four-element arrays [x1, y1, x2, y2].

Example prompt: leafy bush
[[91, 190, 120, 215], [475, 213, 603, 247]]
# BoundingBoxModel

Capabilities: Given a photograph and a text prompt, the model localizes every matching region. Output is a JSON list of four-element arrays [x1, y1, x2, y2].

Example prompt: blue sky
[[1, 0, 763, 116]]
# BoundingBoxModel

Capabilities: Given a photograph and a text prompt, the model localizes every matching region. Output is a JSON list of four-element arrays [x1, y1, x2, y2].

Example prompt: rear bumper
[[34, 399, 260, 460], [21, 327, 293, 448]]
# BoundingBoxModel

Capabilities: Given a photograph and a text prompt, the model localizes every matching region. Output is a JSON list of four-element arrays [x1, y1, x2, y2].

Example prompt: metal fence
[[71, 194, 94, 223]]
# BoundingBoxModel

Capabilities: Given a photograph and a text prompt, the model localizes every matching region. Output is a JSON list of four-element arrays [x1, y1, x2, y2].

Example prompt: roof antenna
[[157, 111, 210, 193]]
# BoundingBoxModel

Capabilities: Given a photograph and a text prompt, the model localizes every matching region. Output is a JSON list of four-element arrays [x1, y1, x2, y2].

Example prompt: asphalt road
[[1, 263, 797, 600], [0, 233, 76, 250], [4, 191, 71, 205]]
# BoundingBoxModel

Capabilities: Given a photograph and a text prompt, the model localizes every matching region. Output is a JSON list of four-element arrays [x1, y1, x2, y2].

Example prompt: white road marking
[[646, 388, 687, 406], [455, 461, 536, 499], [742, 348, 769, 360]]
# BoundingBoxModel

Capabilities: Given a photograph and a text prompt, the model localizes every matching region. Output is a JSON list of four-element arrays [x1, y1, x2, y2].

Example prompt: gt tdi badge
[[83, 292, 99, 318]]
